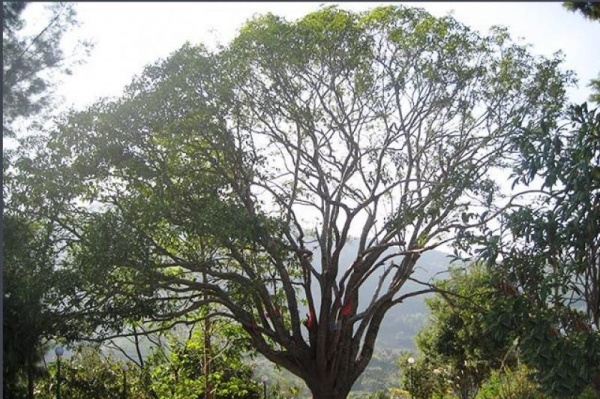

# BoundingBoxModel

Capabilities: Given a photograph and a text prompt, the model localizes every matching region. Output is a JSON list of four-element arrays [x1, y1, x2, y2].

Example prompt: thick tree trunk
[[305, 371, 353, 399], [308, 385, 353, 399], [27, 360, 34, 399]]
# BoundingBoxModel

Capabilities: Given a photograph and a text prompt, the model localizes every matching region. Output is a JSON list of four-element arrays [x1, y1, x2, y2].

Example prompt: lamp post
[[121, 364, 129, 399], [407, 357, 415, 399], [55, 346, 64, 399], [260, 375, 269, 399]]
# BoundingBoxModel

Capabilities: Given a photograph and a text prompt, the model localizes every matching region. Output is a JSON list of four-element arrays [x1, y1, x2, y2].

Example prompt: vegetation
[[4, 3, 598, 399], [413, 265, 516, 399], [2, 3, 91, 398], [10, 5, 574, 398], [34, 324, 262, 399], [484, 101, 600, 397], [144, 319, 260, 399]]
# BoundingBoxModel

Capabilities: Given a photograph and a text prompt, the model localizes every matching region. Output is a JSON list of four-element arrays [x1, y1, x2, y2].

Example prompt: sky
[[19, 2, 600, 113]]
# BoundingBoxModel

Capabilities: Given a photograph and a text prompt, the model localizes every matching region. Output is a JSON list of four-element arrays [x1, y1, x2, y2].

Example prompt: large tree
[[14, 6, 573, 398]]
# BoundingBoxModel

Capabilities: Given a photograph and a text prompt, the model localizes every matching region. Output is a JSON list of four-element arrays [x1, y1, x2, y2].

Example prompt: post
[[56, 357, 61, 399], [261, 375, 269, 399], [121, 364, 129, 399], [407, 357, 415, 399], [55, 346, 64, 399]]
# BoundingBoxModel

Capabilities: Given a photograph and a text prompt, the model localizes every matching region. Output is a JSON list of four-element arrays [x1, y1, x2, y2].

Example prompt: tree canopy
[[10, 5, 574, 398]]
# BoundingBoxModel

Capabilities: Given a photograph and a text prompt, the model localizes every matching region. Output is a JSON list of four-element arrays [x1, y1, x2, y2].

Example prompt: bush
[[476, 364, 545, 399]]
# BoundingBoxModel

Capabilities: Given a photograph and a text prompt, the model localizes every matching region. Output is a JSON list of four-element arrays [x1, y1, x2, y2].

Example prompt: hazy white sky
[[20, 2, 600, 113]]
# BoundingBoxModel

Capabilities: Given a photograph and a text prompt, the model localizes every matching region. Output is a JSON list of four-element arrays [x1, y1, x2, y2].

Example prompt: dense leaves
[[3, 215, 55, 398], [481, 103, 600, 397], [146, 321, 260, 399]]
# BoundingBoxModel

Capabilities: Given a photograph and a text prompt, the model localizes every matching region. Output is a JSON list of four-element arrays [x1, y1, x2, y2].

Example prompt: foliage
[[475, 364, 545, 399], [395, 353, 443, 399], [13, 5, 573, 398], [3, 4, 92, 397], [1, 213, 89, 398], [35, 346, 146, 399], [145, 319, 260, 399], [588, 73, 600, 105], [412, 264, 516, 399], [2, 215, 51, 398], [35, 323, 262, 399], [2, 2, 91, 138], [480, 102, 600, 397], [563, 2, 600, 21]]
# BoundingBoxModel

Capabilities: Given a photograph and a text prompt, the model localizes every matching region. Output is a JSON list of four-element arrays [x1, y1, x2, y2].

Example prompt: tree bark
[[27, 359, 34, 399]]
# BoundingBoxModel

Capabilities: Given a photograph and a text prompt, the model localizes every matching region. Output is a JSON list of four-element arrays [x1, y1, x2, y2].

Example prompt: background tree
[[14, 5, 574, 398], [2, 3, 92, 397], [2, 2, 91, 138]]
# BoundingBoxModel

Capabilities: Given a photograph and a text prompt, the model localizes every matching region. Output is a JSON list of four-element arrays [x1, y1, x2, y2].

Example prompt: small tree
[[412, 264, 517, 399], [35, 346, 140, 399], [14, 5, 573, 398], [146, 319, 260, 399], [481, 102, 600, 397], [396, 353, 438, 399]]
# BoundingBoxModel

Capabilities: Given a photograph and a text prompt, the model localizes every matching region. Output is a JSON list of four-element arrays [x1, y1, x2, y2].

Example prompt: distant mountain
[[375, 249, 455, 349], [306, 238, 456, 350]]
